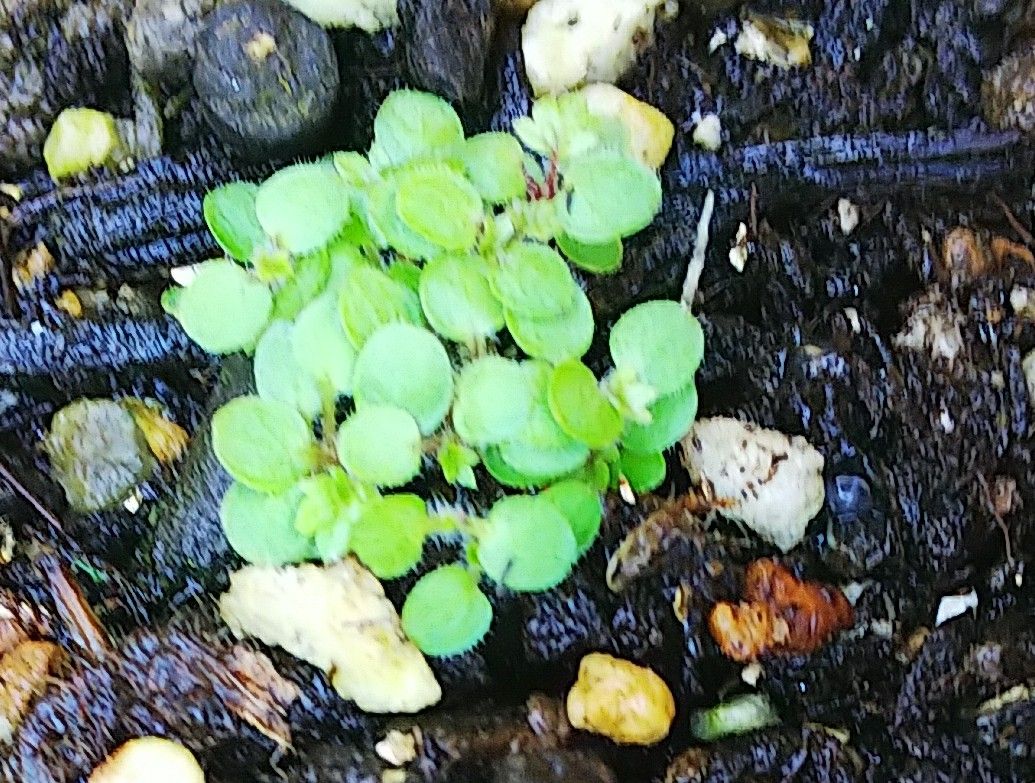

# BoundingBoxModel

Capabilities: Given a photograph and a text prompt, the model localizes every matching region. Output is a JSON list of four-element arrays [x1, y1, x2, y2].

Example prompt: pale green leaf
[[479, 495, 577, 592], [419, 254, 504, 345], [394, 165, 484, 251], [559, 151, 662, 244], [402, 565, 492, 656], [212, 395, 316, 493], [461, 132, 526, 204], [203, 182, 264, 263], [221, 482, 313, 565], [254, 320, 322, 419], [291, 294, 356, 397], [609, 300, 705, 396], [352, 323, 454, 435], [172, 260, 272, 355], [369, 90, 465, 170], [451, 356, 535, 446], [336, 405, 423, 487], [255, 162, 350, 254]]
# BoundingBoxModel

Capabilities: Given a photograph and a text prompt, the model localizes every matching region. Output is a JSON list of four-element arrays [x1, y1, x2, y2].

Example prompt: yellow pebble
[[55, 290, 83, 318], [566, 652, 675, 746]]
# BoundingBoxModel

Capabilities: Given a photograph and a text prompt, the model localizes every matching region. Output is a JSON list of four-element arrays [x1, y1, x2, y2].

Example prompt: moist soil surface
[[2, 1, 1035, 781]]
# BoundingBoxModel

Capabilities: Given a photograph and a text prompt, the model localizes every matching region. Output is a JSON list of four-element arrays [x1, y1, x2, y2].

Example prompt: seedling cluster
[[164, 89, 704, 656]]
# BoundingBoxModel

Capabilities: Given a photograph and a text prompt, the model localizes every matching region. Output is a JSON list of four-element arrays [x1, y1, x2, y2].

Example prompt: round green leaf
[[369, 90, 465, 171], [350, 494, 429, 579], [419, 254, 504, 344], [557, 232, 623, 275], [521, 361, 582, 449], [547, 360, 622, 450], [221, 482, 313, 565], [559, 151, 662, 244], [541, 479, 602, 555], [352, 324, 454, 435], [336, 405, 422, 488], [461, 132, 527, 204], [255, 162, 350, 254], [451, 356, 535, 446], [363, 180, 441, 259], [479, 495, 577, 592], [497, 438, 588, 481], [492, 242, 576, 318], [254, 320, 322, 419], [481, 446, 544, 489], [212, 395, 315, 493], [395, 165, 484, 251], [505, 286, 594, 364], [172, 260, 272, 354], [291, 294, 356, 397], [203, 182, 264, 263], [338, 265, 422, 350], [619, 449, 667, 493], [402, 565, 492, 657], [622, 383, 699, 452], [609, 300, 705, 396]]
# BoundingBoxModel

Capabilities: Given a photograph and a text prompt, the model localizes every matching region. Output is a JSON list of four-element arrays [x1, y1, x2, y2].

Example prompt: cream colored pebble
[[88, 737, 205, 783]]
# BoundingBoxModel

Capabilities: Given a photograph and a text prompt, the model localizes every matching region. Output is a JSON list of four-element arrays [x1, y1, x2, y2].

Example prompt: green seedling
[[166, 88, 705, 656]]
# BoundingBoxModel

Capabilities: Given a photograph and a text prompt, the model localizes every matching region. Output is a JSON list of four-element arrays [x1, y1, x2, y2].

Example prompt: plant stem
[[319, 380, 338, 456]]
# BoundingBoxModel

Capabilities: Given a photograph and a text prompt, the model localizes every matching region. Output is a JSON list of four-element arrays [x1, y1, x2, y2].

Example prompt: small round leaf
[[336, 406, 422, 488], [291, 294, 356, 397], [255, 163, 350, 254], [622, 383, 699, 452], [221, 482, 313, 565], [364, 180, 441, 259], [419, 254, 504, 344], [557, 232, 623, 275], [451, 356, 535, 446], [173, 260, 272, 354], [370, 90, 465, 171], [254, 320, 322, 419], [395, 165, 484, 251], [402, 565, 493, 657], [609, 300, 705, 396], [547, 360, 622, 450], [338, 265, 422, 350], [479, 495, 577, 592], [492, 242, 576, 318], [619, 449, 667, 493], [203, 182, 264, 263], [350, 494, 429, 579], [497, 439, 588, 481], [352, 324, 454, 435], [541, 479, 602, 555], [505, 286, 594, 364], [461, 132, 526, 204], [212, 396, 315, 493], [559, 151, 662, 244], [481, 446, 545, 489]]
